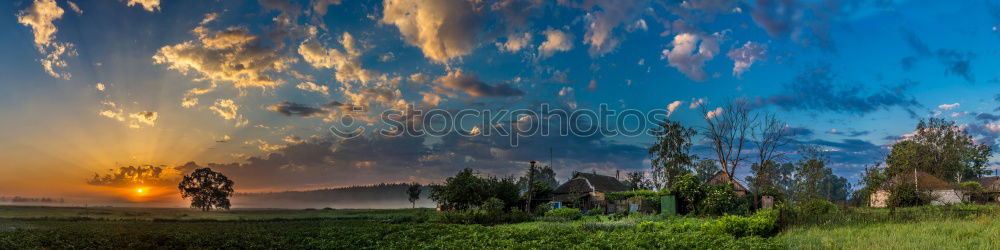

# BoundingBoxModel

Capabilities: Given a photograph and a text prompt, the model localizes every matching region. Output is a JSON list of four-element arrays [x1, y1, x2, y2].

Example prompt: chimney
[[616, 170, 620, 180]]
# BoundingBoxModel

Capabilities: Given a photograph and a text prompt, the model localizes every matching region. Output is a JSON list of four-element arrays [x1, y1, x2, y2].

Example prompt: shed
[[706, 171, 749, 196], [869, 170, 963, 208], [551, 172, 628, 210]]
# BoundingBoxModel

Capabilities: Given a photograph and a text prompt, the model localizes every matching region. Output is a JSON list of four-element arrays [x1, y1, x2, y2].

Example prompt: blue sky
[[3, 0, 1000, 200]]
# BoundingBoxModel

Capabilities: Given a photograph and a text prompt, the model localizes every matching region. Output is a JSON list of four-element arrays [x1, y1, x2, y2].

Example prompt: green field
[[1, 205, 999, 249]]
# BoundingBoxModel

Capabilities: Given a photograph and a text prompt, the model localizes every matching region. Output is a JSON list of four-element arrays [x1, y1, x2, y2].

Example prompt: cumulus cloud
[[726, 41, 766, 78], [436, 70, 524, 97], [17, 0, 76, 80], [128, 111, 158, 128], [312, 0, 342, 16], [661, 33, 719, 81], [99, 101, 125, 121], [267, 101, 328, 118], [298, 31, 382, 84], [297, 81, 330, 96], [381, 0, 482, 64], [538, 28, 573, 59], [200, 12, 219, 25], [571, 0, 650, 56], [88, 165, 170, 187], [689, 98, 705, 109], [95, 83, 105, 92], [409, 73, 430, 84], [667, 100, 683, 117], [126, 0, 161, 12], [154, 26, 295, 89], [181, 97, 199, 108], [210, 99, 248, 127], [499, 32, 532, 52], [705, 107, 723, 119]]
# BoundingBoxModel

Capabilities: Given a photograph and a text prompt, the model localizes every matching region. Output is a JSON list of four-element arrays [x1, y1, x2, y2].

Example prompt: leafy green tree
[[624, 171, 654, 190], [407, 183, 422, 208], [886, 118, 992, 182], [516, 165, 558, 192], [700, 184, 748, 216], [178, 168, 234, 211], [692, 159, 721, 183], [648, 119, 697, 189], [430, 168, 520, 211], [791, 147, 851, 202], [670, 174, 705, 215]]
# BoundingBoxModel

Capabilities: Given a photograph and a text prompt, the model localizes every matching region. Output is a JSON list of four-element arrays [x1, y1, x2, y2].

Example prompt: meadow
[[1, 205, 999, 249]]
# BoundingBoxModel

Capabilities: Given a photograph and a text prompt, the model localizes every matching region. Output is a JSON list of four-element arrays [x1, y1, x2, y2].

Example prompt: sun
[[136, 188, 145, 194]]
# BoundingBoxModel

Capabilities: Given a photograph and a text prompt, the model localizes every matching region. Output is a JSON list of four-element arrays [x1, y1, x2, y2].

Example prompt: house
[[975, 176, 1000, 202], [706, 171, 750, 196], [551, 172, 629, 211], [869, 170, 963, 208]]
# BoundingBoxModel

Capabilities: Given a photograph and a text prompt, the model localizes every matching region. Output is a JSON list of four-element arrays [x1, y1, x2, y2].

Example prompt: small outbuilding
[[706, 171, 750, 196], [869, 170, 963, 208], [551, 172, 629, 211], [975, 176, 1000, 202]]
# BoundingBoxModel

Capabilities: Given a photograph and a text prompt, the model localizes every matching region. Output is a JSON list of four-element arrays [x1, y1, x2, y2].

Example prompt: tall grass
[[779, 215, 1000, 249]]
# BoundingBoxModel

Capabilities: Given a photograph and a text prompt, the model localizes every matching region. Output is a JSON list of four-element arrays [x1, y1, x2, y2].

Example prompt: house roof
[[880, 171, 954, 190], [552, 172, 628, 195], [976, 176, 1000, 192], [706, 170, 749, 192]]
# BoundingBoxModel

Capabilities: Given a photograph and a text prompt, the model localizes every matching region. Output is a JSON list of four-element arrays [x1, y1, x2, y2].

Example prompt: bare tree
[[701, 100, 757, 182], [749, 113, 791, 206]]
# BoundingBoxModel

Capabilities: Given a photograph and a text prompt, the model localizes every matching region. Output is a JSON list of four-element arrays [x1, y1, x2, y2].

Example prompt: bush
[[700, 184, 748, 216], [708, 209, 779, 238], [587, 206, 605, 216], [887, 184, 932, 208], [545, 208, 582, 221], [799, 199, 838, 215], [610, 210, 630, 220], [671, 174, 705, 215]]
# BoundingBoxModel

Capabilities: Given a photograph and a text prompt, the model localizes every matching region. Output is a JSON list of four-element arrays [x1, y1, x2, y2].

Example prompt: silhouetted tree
[[648, 119, 697, 189], [429, 168, 519, 211], [701, 100, 757, 183], [178, 168, 234, 211], [407, 183, 422, 208], [791, 147, 851, 202], [624, 171, 652, 190]]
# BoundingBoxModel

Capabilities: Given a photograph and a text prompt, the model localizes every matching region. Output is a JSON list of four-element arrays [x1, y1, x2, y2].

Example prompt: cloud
[[67, 1, 82, 14], [750, 0, 836, 49], [726, 41, 766, 78], [667, 100, 683, 117], [312, 0, 342, 16], [938, 103, 960, 111], [409, 73, 430, 84], [569, 0, 650, 56], [297, 82, 330, 96], [88, 165, 171, 187], [689, 98, 704, 109], [538, 28, 573, 59], [210, 99, 248, 127], [705, 107, 723, 119], [126, 0, 161, 12], [99, 101, 157, 128], [661, 33, 719, 81], [17, 0, 76, 80], [936, 49, 975, 83], [181, 97, 199, 108], [783, 126, 814, 138], [153, 26, 295, 89], [760, 68, 919, 115], [128, 111, 158, 128], [200, 13, 219, 25], [499, 32, 532, 52], [298, 31, 382, 84], [267, 101, 328, 118], [381, 0, 483, 64], [95, 83, 105, 92], [436, 70, 524, 97]]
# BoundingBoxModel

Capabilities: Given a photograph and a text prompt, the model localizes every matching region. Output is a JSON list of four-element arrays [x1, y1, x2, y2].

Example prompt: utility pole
[[526, 161, 537, 212]]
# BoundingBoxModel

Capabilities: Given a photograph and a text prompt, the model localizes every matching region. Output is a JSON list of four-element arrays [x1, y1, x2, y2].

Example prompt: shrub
[[700, 184, 748, 216], [799, 199, 838, 215], [707, 209, 779, 238], [671, 174, 705, 215], [587, 206, 605, 216], [545, 208, 582, 221], [887, 184, 932, 208], [610, 210, 630, 220]]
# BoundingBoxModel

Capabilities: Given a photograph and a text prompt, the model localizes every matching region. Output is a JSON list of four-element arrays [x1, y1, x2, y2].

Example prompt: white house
[[869, 171, 963, 208]]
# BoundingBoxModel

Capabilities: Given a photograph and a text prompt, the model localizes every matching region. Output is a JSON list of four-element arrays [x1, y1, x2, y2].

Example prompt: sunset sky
[[2, 0, 1000, 204]]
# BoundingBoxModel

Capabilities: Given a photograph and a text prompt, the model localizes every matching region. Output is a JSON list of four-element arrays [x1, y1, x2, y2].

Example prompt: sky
[[2, 0, 1000, 205]]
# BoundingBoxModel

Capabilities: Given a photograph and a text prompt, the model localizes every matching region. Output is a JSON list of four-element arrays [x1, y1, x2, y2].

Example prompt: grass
[[779, 216, 1000, 249], [0, 205, 433, 221], [3, 204, 1000, 249]]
